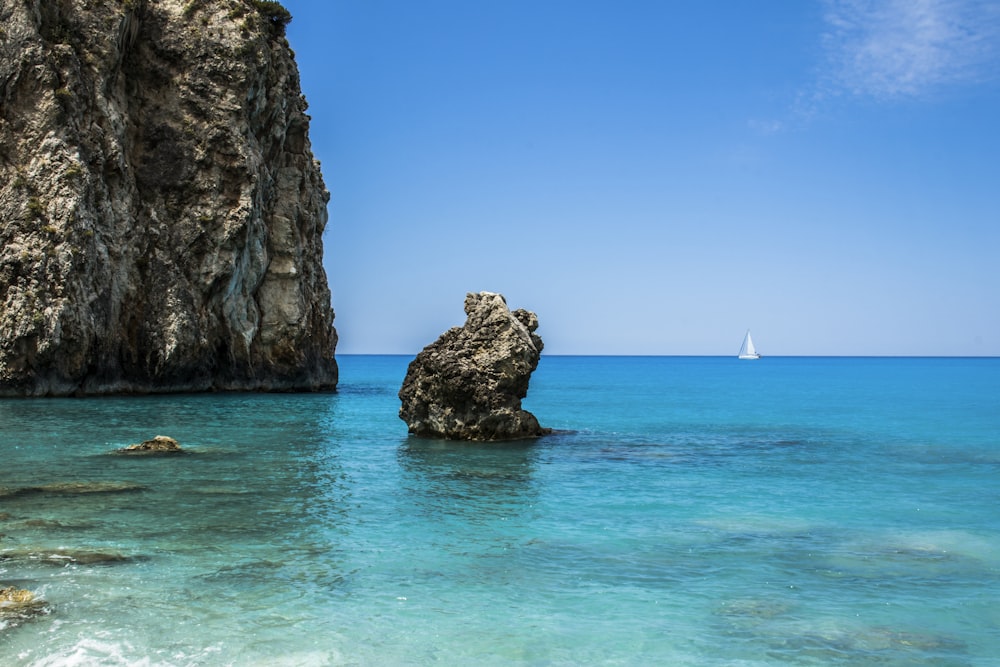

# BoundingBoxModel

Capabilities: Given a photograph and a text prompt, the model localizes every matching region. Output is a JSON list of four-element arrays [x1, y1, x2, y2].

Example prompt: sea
[[1, 355, 998, 666]]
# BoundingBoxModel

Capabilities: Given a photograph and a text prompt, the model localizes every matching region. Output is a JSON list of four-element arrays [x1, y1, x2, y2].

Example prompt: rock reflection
[[397, 438, 540, 524]]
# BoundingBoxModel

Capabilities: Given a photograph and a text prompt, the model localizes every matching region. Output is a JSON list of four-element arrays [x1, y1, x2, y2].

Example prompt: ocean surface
[[1, 355, 998, 666]]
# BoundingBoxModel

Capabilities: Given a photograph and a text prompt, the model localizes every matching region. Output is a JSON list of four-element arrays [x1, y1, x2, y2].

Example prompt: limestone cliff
[[0, 0, 337, 395]]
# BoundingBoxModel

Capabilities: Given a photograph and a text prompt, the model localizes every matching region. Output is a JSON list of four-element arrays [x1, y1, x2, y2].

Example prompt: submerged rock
[[399, 292, 549, 441], [0, 549, 136, 566], [37, 481, 145, 494], [0, 481, 146, 499], [0, 586, 50, 627], [0, 0, 337, 396], [17, 518, 97, 530], [117, 435, 183, 454]]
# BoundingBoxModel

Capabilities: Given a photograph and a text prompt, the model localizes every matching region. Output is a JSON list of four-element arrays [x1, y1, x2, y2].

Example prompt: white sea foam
[[28, 637, 166, 667], [240, 650, 344, 667]]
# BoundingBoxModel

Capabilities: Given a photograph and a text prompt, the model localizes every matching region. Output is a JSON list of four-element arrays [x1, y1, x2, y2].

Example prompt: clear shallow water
[[1, 355, 998, 665]]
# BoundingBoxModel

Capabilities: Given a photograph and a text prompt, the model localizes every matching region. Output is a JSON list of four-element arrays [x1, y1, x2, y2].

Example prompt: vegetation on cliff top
[[249, 0, 291, 34]]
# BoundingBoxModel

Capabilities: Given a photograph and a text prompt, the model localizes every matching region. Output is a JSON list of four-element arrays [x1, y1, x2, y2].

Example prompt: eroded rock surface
[[399, 292, 549, 441], [0, 549, 137, 566], [0, 586, 50, 628], [117, 435, 183, 454], [0, 0, 337, 395]]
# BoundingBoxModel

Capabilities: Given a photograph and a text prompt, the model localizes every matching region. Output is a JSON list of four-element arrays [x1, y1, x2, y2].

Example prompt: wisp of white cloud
[[820, 0, 1000, 100]]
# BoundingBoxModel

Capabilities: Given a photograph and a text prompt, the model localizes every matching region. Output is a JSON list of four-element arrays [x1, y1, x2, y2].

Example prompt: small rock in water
[[0, 587, 34, 604], [3, 481, 146, 497], [0, 586, 50, 627], [1, 548, 136, 566], [118, 435, 183, 454], [399, 291, 549, 441]]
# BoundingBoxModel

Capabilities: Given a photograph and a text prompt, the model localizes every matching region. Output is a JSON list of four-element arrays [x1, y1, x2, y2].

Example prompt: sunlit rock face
[[0, 586, 50, 628], [0, 0, 337, 395], [399, 291, 549, 441]]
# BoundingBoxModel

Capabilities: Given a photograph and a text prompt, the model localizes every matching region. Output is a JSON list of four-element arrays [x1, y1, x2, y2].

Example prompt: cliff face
[[0, 0, 337, 395]]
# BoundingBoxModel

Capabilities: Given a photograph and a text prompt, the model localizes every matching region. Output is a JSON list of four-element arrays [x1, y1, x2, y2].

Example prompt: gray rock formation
[[0, 0, 337, 396], [399, 291, 549, 441], [0, 586, 51, 628], [116, 434, 183, 454], [0, 549, 136, 566]]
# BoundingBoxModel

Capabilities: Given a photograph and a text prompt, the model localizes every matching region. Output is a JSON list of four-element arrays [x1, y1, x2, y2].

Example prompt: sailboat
[[738, 330, 760, 360]]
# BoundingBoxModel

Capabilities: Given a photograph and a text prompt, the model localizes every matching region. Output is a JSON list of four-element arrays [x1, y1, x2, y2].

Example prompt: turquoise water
[[1, 355, 998, 665]]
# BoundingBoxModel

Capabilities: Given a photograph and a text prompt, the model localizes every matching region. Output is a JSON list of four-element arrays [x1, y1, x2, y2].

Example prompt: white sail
[[738, 330, 760, 359]]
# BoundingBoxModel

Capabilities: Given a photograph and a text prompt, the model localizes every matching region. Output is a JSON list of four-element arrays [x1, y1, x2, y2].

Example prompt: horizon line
[[336, 353, 1000, 359]]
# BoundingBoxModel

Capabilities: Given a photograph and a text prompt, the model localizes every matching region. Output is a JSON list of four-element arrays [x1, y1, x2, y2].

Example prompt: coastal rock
[[18, 518, 98, 530], [0, 549, 137, 565], [117, 435, 183, 454], [0, 586, 50, 627], [0, 0, 337, 396], [398, 292, 549, 440], [0, 481, 146, 499]]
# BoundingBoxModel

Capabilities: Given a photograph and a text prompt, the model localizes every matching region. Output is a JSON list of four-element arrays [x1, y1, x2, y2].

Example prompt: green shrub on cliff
[[27, 197, 45, 219], [250, 0, 291, 33]]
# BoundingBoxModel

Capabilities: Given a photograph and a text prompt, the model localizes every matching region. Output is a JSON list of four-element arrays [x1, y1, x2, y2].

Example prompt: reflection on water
[[398, 438, 540, 522]]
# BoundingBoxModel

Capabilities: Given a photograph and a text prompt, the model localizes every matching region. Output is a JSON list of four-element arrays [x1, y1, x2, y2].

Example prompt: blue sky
[[282, 0, 1000, 356]]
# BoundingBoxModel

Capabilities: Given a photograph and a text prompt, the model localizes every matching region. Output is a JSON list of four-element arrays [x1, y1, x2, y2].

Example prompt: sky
[[281, 0, 1000, 356]]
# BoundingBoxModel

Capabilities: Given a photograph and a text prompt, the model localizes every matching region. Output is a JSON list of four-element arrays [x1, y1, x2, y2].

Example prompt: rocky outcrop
[[116, 434, 183, 454], [0, 549, 137, 565], [399, 292, 549, 441], [0, 0, 337, 396], [0, 586, 50, 628]]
